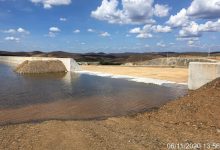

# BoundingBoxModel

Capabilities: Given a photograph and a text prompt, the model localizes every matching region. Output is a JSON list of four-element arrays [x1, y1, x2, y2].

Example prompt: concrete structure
[[0, 56, 80, 72], [188, 62, 220, 90]]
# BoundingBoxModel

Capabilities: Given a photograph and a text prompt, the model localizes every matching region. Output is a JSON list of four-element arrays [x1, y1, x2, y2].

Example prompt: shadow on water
[[0, 63, 188, 126]]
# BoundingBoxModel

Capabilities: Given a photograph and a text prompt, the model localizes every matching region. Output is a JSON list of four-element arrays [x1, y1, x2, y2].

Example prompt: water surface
[[0, 63, 187, 125]]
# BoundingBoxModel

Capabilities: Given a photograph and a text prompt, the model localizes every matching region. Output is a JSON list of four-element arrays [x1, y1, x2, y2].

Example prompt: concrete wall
[[188, 62, 220, 90], [0, 56, 80, 72]]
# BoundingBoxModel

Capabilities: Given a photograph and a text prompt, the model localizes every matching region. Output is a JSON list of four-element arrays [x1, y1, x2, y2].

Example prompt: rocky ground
[[0, 79, 220, 150]]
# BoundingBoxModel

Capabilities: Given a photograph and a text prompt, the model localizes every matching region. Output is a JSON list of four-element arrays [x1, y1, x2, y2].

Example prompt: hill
[[1, 51, 220, 65]]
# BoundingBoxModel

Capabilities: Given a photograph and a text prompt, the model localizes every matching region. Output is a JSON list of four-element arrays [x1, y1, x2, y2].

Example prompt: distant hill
[[0, 51, 220, 65]]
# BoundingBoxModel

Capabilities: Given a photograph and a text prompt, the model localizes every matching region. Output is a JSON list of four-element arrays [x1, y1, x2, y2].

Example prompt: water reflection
[[0, 63, 187, 125]]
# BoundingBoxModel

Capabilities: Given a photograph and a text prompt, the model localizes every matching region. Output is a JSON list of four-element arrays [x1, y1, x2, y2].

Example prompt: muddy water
[[0, 63, 187, 125]]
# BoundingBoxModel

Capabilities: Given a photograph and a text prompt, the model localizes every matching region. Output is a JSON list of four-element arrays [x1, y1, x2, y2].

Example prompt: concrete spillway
[[0, 56, 80, 72]]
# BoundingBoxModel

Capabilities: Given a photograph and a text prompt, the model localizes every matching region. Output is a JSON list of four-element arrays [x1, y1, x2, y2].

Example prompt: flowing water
[[0, 63, 187, 125]]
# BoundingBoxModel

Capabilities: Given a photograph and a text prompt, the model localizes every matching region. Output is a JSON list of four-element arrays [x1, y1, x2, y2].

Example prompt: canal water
[[0, 63, 187, 125]]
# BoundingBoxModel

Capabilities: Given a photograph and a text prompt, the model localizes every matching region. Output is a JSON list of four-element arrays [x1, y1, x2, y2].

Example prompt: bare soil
[[0, 78, 220, 150]]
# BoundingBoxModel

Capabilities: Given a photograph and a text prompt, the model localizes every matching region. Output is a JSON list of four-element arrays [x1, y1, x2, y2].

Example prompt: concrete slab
[[188, 62, 220, 90]]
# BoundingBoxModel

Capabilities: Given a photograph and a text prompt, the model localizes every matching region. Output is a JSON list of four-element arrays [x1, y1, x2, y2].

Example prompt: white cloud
[[91, 0, 156, 24], [188, 40, 195, 45], [177, 37, 199, 42], [129, 24, 171, 38], [126, 34, 131, 37], [17, 28, 25, 33], [17, 28, 30, 34], [198, 19, 220, 32], [73, 29, 80, 33], [178, 19, 220, 38], [129, 27, 151, 39], [91, 0, 121, 23], [3, 29, 16, 34], [88, 28, 95, 32], [157, 42, 166, 47], [179, 21, 201, 38], [151, 25, 171, 33], [129, 27, 141, 34], [100, 32, 110, 37], [136, 33, 152, 38], [187, 0, 220, 19], [145, 44, 150, 47], [167, 8, 189, 27], [60, 17, 67, 21], [167, 0, 220, 28], [30, 0, 71, 9], [46, 27, 61, 37], [165, 0, 220, 44], [122, 0, 155, 23], [4, 36, 20, 42], [49, 27, 60, 32], [154, 4, 170, 17], [46, 32, 56, 38], [3, 28, 30, 34]]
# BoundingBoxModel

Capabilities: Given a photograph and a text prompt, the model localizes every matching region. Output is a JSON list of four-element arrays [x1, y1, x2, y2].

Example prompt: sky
[[0, 0, 220, 53]]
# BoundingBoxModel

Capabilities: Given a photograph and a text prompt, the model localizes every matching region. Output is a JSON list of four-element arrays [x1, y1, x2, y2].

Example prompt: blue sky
[[0, 0, 220, 53]]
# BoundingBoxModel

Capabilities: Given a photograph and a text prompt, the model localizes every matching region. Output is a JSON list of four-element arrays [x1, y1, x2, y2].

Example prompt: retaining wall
[[0, 56, 80, 72], [188, 62, 220, 90]]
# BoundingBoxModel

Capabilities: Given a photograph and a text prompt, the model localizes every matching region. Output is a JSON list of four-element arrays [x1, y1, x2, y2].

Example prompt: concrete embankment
[[188, 62, 220, 90], [0, 56, 80, 72]]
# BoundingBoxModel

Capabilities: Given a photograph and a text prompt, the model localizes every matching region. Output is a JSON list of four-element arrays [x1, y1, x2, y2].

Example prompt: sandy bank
[[81, 65, 188, 83], [0, 78, 219, 150], [76, 70, 187, 89]]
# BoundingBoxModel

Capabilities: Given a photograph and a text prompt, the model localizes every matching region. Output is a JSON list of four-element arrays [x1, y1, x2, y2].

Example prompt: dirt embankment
[[15, 60, 67, 74], [135, 57, 217, 67], [0, 79, 220, 150], [82, 65, 188, 83]]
